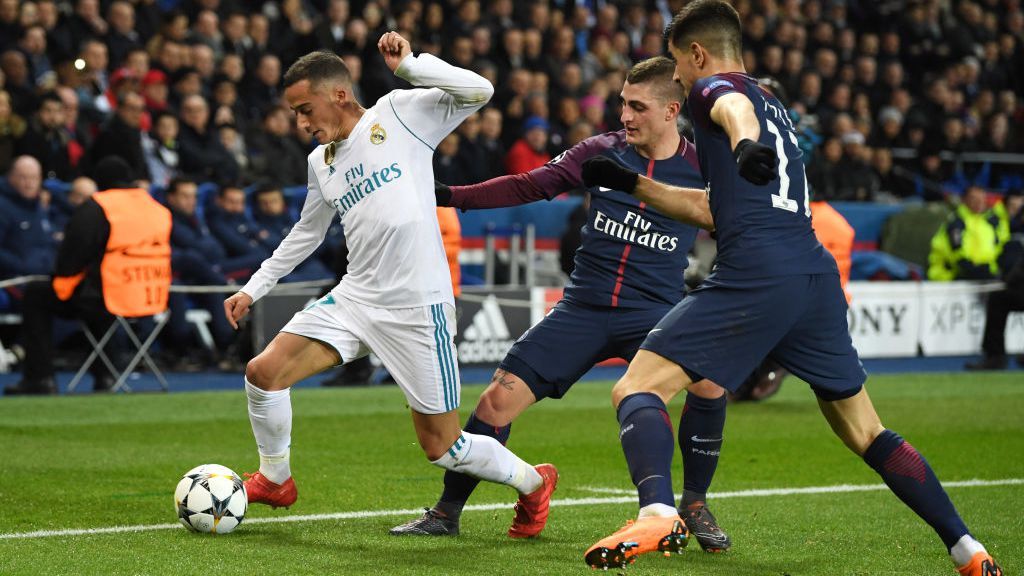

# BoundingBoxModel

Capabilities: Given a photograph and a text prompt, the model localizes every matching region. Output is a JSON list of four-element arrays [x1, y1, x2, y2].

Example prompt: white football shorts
[[280, 294, 460, 414]]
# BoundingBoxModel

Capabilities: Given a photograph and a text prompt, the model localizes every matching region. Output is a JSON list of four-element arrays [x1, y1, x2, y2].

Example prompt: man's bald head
[[8, 155, 42, 201]]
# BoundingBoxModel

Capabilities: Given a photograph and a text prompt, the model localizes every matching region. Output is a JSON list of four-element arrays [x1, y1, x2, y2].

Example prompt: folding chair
[[68, 311, 170, 393]]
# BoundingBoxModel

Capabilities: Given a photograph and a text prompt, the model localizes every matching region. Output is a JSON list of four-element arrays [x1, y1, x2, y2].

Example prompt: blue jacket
[[253, 209, 337, 271], [0, 193, 58, 278], [206, 205, 273, 260], [169, 207, 227, 265], [252, 211, 294, 248]]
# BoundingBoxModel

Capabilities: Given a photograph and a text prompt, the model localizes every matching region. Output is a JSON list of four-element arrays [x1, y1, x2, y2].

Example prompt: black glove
[[733, 138, 777, 185], [434, 180, 452, 207], [581, 156, 639, 193]]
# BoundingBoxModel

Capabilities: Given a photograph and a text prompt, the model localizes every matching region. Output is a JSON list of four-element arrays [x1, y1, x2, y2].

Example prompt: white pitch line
[[577, 477, 1024, 497], [1, 478, 1020, 541]]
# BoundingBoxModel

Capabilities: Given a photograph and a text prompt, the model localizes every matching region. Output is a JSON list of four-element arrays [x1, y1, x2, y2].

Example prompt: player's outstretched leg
[[819, 390, 1002, 575], [243, 379, 298, 508], [864, 430, 1003, 575], [412, 410, 559, 538], [586, 391, 689, 569], [389, 410, 512, 536], [677, 386, 731, 552], [430, 432, 556, 534]]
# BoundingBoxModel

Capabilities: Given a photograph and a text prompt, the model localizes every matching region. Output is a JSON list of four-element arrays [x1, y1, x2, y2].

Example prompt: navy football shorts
[[642, 273, 866, 401], [499, 298, 672, 400]]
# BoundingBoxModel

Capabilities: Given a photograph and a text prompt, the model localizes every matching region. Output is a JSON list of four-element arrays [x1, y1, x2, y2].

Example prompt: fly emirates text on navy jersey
[[592, 208, 680, 253]]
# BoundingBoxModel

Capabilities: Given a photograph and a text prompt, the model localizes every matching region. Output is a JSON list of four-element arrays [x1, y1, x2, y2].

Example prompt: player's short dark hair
[[665, 0, 742, 61], [283, 50, 352, 91], [625, 56, 683, 104]]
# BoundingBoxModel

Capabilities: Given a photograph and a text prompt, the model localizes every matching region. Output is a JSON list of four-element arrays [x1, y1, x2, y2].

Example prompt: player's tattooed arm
[[491, 369, 518, 391]]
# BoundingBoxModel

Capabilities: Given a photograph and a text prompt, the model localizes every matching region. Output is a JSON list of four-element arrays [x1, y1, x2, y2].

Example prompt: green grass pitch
[[0, 372, 1020, 575]]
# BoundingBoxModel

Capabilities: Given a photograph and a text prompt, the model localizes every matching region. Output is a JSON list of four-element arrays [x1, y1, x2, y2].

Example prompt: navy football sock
[[862, 430, 969, 549], [617, 392, 677, 509], [436, 411, 511, 517], [678, 392, 726, 507]]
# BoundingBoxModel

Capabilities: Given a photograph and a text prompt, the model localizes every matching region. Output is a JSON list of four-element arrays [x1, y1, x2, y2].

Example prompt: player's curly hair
[[665, 0, 742, 61], [626, 56, 683, 104], [283, 50, 352, 91]]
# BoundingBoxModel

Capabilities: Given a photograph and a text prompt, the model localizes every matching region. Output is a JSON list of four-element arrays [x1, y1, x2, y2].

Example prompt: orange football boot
[[956, 552, 1003, 576], [584, 515, 689, 569], [243, 471, 297, 509], [508, 463, 559, 538]]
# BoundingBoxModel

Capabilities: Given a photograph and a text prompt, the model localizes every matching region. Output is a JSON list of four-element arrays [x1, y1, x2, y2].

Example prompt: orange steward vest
[[437, 207, 461, 297], [810, 201, 854, 304], [53, 188, 172, 316]]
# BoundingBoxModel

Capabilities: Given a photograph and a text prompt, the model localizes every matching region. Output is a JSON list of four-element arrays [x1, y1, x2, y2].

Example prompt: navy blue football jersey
[[532, 131, 703, 308], [687, 73, 836, 279]]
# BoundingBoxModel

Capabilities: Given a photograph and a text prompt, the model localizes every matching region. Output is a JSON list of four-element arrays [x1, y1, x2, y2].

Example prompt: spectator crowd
[[1, 0, 1023, 370]]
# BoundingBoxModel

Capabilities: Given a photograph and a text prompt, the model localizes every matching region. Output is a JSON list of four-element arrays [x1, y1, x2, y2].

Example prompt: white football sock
[[431, 432, 543, 494], [245, 379, 292, 484], [638, 503, 679, 519], [950, 534, 986, 567]]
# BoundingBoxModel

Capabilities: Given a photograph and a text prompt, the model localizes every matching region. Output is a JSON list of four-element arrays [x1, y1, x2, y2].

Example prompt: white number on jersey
[[764, 119, 810, 217]]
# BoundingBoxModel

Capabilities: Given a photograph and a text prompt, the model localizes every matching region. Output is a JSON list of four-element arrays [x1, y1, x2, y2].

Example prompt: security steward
[[3, 156, 172, 395], [928, 185, 1010, 281]]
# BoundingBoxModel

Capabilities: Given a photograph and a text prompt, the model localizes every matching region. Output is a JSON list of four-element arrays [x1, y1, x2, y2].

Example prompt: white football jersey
[[241, 53, 492, 308]]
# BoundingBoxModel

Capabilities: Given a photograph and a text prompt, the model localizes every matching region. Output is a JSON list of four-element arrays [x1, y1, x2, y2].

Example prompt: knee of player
[[688, 379, 727, 400], [612, 376, 676, 409], [245, 355, 279, 390], [475, 389, 515, 427], [610, 379, 635, 409]]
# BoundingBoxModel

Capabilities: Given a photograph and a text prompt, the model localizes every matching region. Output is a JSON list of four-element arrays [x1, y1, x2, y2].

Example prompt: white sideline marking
[[1, 478, 1020, 540], [577, 477, 1024, 497]]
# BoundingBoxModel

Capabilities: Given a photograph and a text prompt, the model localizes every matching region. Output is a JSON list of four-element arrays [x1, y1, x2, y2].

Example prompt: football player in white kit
[[222, 32, 558, 536]]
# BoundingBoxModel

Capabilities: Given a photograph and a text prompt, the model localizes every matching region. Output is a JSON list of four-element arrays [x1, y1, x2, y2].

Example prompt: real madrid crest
[[370, 123, 387, 145]]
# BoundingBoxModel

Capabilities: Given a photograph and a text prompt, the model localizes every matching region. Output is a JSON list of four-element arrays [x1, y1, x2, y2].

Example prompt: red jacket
[[504, 139, 550, 175]]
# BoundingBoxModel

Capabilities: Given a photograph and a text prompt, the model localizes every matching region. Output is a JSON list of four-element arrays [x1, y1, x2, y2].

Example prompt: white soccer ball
[[174, 464, 248, 534]]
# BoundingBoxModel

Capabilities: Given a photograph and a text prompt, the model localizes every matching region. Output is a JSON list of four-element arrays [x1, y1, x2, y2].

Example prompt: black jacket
[[15, 119, 76, 181], [177, 123, 239, 185], [53, 198, 109, 302]]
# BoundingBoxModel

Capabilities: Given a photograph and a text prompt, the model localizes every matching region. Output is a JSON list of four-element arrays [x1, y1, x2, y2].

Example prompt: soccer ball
[[174, 464, 248, 534]]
